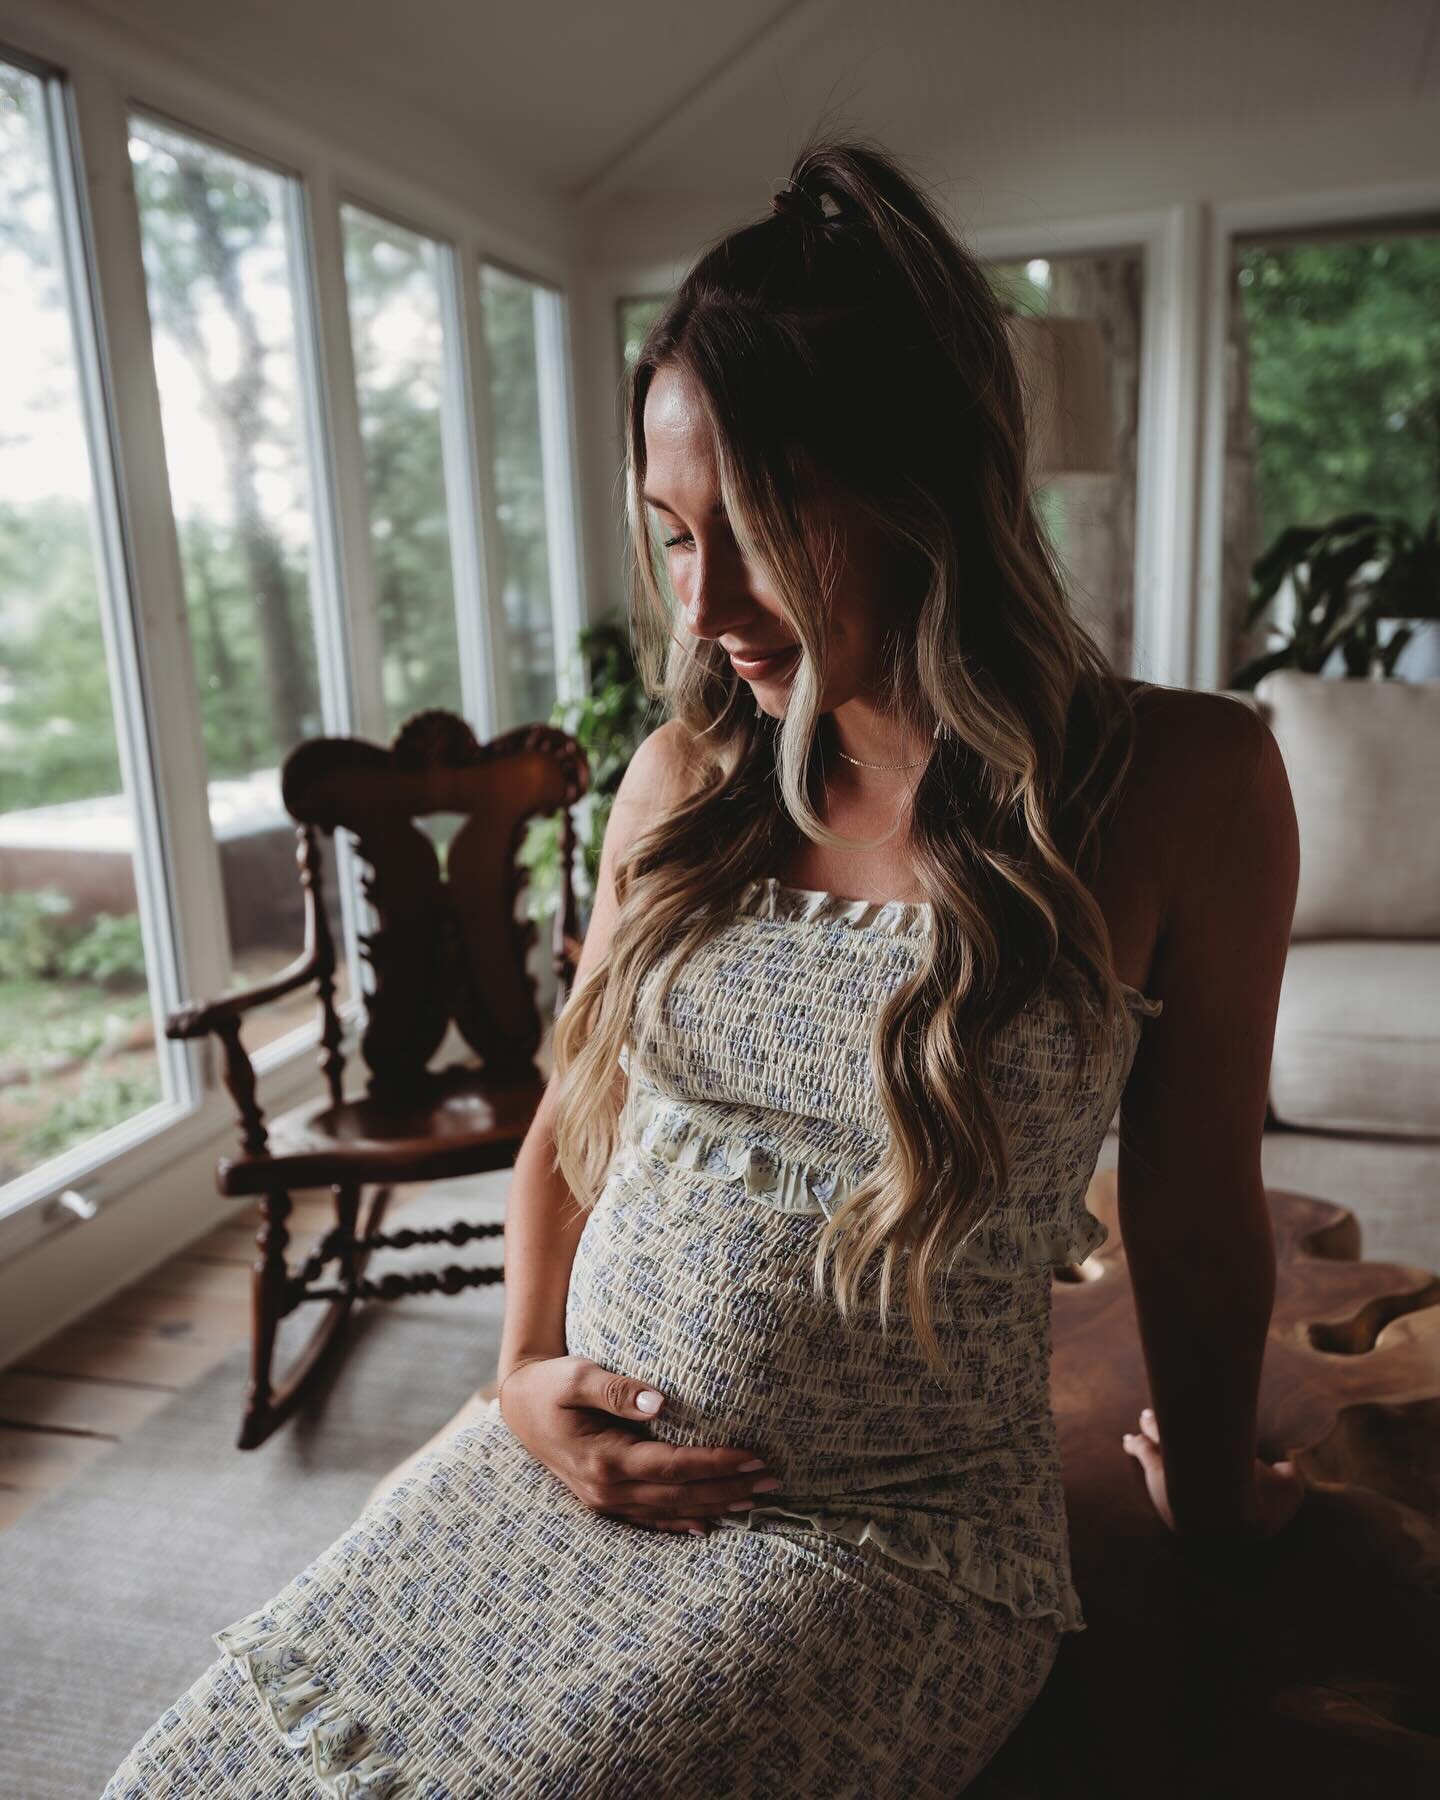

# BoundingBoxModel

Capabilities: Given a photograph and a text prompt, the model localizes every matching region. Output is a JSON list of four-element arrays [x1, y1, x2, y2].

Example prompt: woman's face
[[642, 363, 901, 719]]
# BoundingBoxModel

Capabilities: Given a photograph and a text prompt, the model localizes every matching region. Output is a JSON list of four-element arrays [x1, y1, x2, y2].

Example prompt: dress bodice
[[564, 875, 1163, 1631], [619, 875, 1160, 1271]]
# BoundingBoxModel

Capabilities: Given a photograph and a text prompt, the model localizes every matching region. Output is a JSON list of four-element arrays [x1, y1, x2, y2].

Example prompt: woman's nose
[[678, 567, 733, 641]]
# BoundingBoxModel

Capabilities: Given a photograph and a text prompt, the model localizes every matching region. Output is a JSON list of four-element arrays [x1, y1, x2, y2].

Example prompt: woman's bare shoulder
[[1124, 679, 1295, 964], [1122, 680, 1273, 808], [572, 721, 705, 998], [1112, 680, 1287, 935], [610, 719, 705, 825], [603, 719, 709, 878]]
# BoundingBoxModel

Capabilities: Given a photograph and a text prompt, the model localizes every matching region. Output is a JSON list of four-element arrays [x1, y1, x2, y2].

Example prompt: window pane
[[128, 115, 346, 1016], [480, 264, 558, 730], [986, 252, 1145, 673], [0, 64, 167, 1183], [1223, 230, 1440, 680], [341, 205, 462, 728]]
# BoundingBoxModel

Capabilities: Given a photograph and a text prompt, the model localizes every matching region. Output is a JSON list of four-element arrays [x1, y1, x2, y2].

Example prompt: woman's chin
[[743, 664, 803, 716]]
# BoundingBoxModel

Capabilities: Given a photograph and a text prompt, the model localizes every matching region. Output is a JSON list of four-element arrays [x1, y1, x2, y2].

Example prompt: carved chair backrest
[[281, 711, 587, 1090]]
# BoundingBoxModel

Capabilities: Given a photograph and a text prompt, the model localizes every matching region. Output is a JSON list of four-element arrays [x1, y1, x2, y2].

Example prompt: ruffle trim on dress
[[719, 1503, 1085, 1631], [213, 1608, 414, 1798], [620, 1074, 857, 1219], [618, 1074, 1112, 1272], [952, 1204, 1110, 1276], [736, 875, 1165, 1019], [736, 874, 932, 939]]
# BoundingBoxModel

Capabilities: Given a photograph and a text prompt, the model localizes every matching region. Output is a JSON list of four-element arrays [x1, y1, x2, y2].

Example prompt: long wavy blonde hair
[[549, 133, 1145, 1375]]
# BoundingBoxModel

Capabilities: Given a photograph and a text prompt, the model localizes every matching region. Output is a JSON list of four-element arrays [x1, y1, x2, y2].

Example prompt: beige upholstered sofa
[[1103, 670, 1439, 1271], [1230, 672, 1439, 1131]]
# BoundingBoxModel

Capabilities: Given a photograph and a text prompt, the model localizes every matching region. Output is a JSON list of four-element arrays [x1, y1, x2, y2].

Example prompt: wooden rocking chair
[[166, 710, 588, 1449]]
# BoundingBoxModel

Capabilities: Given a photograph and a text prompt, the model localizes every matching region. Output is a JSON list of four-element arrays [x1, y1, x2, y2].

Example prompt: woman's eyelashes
[[663, 533, 693, 550]]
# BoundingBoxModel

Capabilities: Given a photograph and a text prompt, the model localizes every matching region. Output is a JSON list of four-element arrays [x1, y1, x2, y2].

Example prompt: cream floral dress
[[102, 876, 1161, 1799]]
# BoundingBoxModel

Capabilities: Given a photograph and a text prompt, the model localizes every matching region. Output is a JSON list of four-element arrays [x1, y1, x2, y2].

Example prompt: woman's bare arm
[[363, 722, 699, 1505], [495, 717, 699, 1388], [1116, 696, 1300, 1536]]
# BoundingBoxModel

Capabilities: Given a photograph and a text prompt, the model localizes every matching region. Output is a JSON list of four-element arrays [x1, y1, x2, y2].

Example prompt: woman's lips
[[728, 644, 799, 680]]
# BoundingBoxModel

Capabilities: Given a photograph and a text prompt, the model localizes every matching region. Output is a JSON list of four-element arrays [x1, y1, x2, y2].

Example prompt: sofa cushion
[[1270, 940, 1440, 1138], [1253, 670, 1440, 938]]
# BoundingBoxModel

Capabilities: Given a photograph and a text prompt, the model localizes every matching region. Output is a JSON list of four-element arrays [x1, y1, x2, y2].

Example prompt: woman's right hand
[[1123, 1405, 1306, 1541], [498, 1354, 780, 1536]]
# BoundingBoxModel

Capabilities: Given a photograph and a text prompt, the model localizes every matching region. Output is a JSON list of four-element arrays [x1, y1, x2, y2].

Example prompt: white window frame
[[475, 258, 591, 726], [121, 98, 369, 1076], [588, 258, 693, 646], [331, 194, 486, 737], [1194, 175, 1440, 691], [0, 48, 197, 1258], [971, 208, 1203, 690], [0, 8, 586, 1279]]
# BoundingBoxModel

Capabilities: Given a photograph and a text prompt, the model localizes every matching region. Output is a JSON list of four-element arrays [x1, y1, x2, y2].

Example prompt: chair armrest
[[182, 1008, 272, 1158], [165, 941, 333, 1162], [165, 942, 326, 1042], [165, 828, 345, 1166]]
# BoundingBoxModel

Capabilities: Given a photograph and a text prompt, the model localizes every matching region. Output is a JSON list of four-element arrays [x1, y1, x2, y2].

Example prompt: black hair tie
[[771, 181, 832, 227]]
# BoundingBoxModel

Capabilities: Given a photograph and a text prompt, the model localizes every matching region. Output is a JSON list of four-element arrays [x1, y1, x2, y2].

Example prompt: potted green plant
[[1229, 507, 1440, 686], [517, 616, 664, 934]]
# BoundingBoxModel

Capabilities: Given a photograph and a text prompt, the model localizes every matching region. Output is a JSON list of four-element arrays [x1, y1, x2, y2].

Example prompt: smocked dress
[[101, 876, 1163, 1800]]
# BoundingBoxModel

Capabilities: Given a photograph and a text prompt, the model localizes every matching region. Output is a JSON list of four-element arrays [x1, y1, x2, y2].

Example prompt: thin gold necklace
[[832, 744, 926, 771]]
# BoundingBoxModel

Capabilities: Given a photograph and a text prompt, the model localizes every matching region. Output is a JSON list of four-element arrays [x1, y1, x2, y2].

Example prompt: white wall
[[582, 87, 1440, 269]]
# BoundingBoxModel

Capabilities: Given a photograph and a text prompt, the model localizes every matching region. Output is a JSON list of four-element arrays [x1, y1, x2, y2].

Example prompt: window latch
[[47, 1187, 100, 1226]]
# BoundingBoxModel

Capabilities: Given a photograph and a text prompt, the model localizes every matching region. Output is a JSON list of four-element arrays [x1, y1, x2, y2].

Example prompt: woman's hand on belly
[[499, 1354, 780, 1536]]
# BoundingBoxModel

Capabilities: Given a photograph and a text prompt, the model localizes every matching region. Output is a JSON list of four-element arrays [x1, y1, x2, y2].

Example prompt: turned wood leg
[[239, 1187, 294, 1450], [237, 1182, 394, 1451]]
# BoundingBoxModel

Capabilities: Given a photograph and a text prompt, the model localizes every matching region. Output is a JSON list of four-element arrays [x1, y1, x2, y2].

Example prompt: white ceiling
[[52, 0, 1440, 258]]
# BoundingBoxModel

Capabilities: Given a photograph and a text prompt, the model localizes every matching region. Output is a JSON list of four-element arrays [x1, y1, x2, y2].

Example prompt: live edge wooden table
[[973, 1180, 1440, 1800]]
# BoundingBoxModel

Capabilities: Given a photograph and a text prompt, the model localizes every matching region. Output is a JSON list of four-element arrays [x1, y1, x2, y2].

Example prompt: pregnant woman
[[104, 136, 1304, 1797]]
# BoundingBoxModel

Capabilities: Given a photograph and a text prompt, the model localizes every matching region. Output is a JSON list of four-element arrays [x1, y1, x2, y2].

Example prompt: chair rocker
[[166, 710, 588, 1449]]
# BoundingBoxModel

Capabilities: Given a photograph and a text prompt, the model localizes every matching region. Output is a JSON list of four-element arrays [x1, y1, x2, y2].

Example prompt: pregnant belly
[[562, 1148, 1046, 1510], [564, 1150, 828, 1458]]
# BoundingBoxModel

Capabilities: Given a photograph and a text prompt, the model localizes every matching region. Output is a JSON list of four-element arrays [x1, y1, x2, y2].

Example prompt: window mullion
[[295, 170, 385, 740], [67, 66, 232, 1055], [1148, 203, 1205, 689], [44, 71, 195, 1116], [285, 168, 372, 1012], [446, 243, 503, 740], [533, 284, 589, 707]]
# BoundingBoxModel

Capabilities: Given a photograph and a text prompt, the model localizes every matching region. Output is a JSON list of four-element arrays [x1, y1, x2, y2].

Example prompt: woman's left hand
[[1122, 1406, 1305, 1540]]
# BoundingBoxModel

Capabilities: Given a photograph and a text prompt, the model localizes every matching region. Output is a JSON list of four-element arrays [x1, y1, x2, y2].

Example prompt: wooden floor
[[0, 1191, 386, 1534], [2, 1024, 556, 1537]]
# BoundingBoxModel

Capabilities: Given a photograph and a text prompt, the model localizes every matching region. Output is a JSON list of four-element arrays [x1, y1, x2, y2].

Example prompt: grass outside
[[0, 948, 346, 1187]]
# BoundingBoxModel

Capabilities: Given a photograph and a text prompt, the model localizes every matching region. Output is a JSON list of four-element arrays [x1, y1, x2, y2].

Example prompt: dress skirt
[[101, 1402, 1061, 1799]]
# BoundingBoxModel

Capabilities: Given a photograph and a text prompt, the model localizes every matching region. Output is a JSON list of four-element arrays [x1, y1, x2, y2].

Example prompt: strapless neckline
[[743, 875, 1162, 1017]]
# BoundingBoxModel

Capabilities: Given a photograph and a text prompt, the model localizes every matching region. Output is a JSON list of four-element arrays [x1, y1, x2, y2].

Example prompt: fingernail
[[636, 1390, 663, 1414], [728, 1499, 753, 1511], [751, 1476, 781, 1493], [1140, 1408, 1153, 1421], [737, 1458, 766, 1472]]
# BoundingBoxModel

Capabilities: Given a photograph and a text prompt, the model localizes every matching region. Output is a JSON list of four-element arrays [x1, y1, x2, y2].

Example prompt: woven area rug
[[0, 1186, 510, 1798]]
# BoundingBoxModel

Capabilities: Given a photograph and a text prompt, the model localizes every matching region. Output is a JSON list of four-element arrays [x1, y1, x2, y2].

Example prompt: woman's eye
[[663, 533, 693, 550]]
